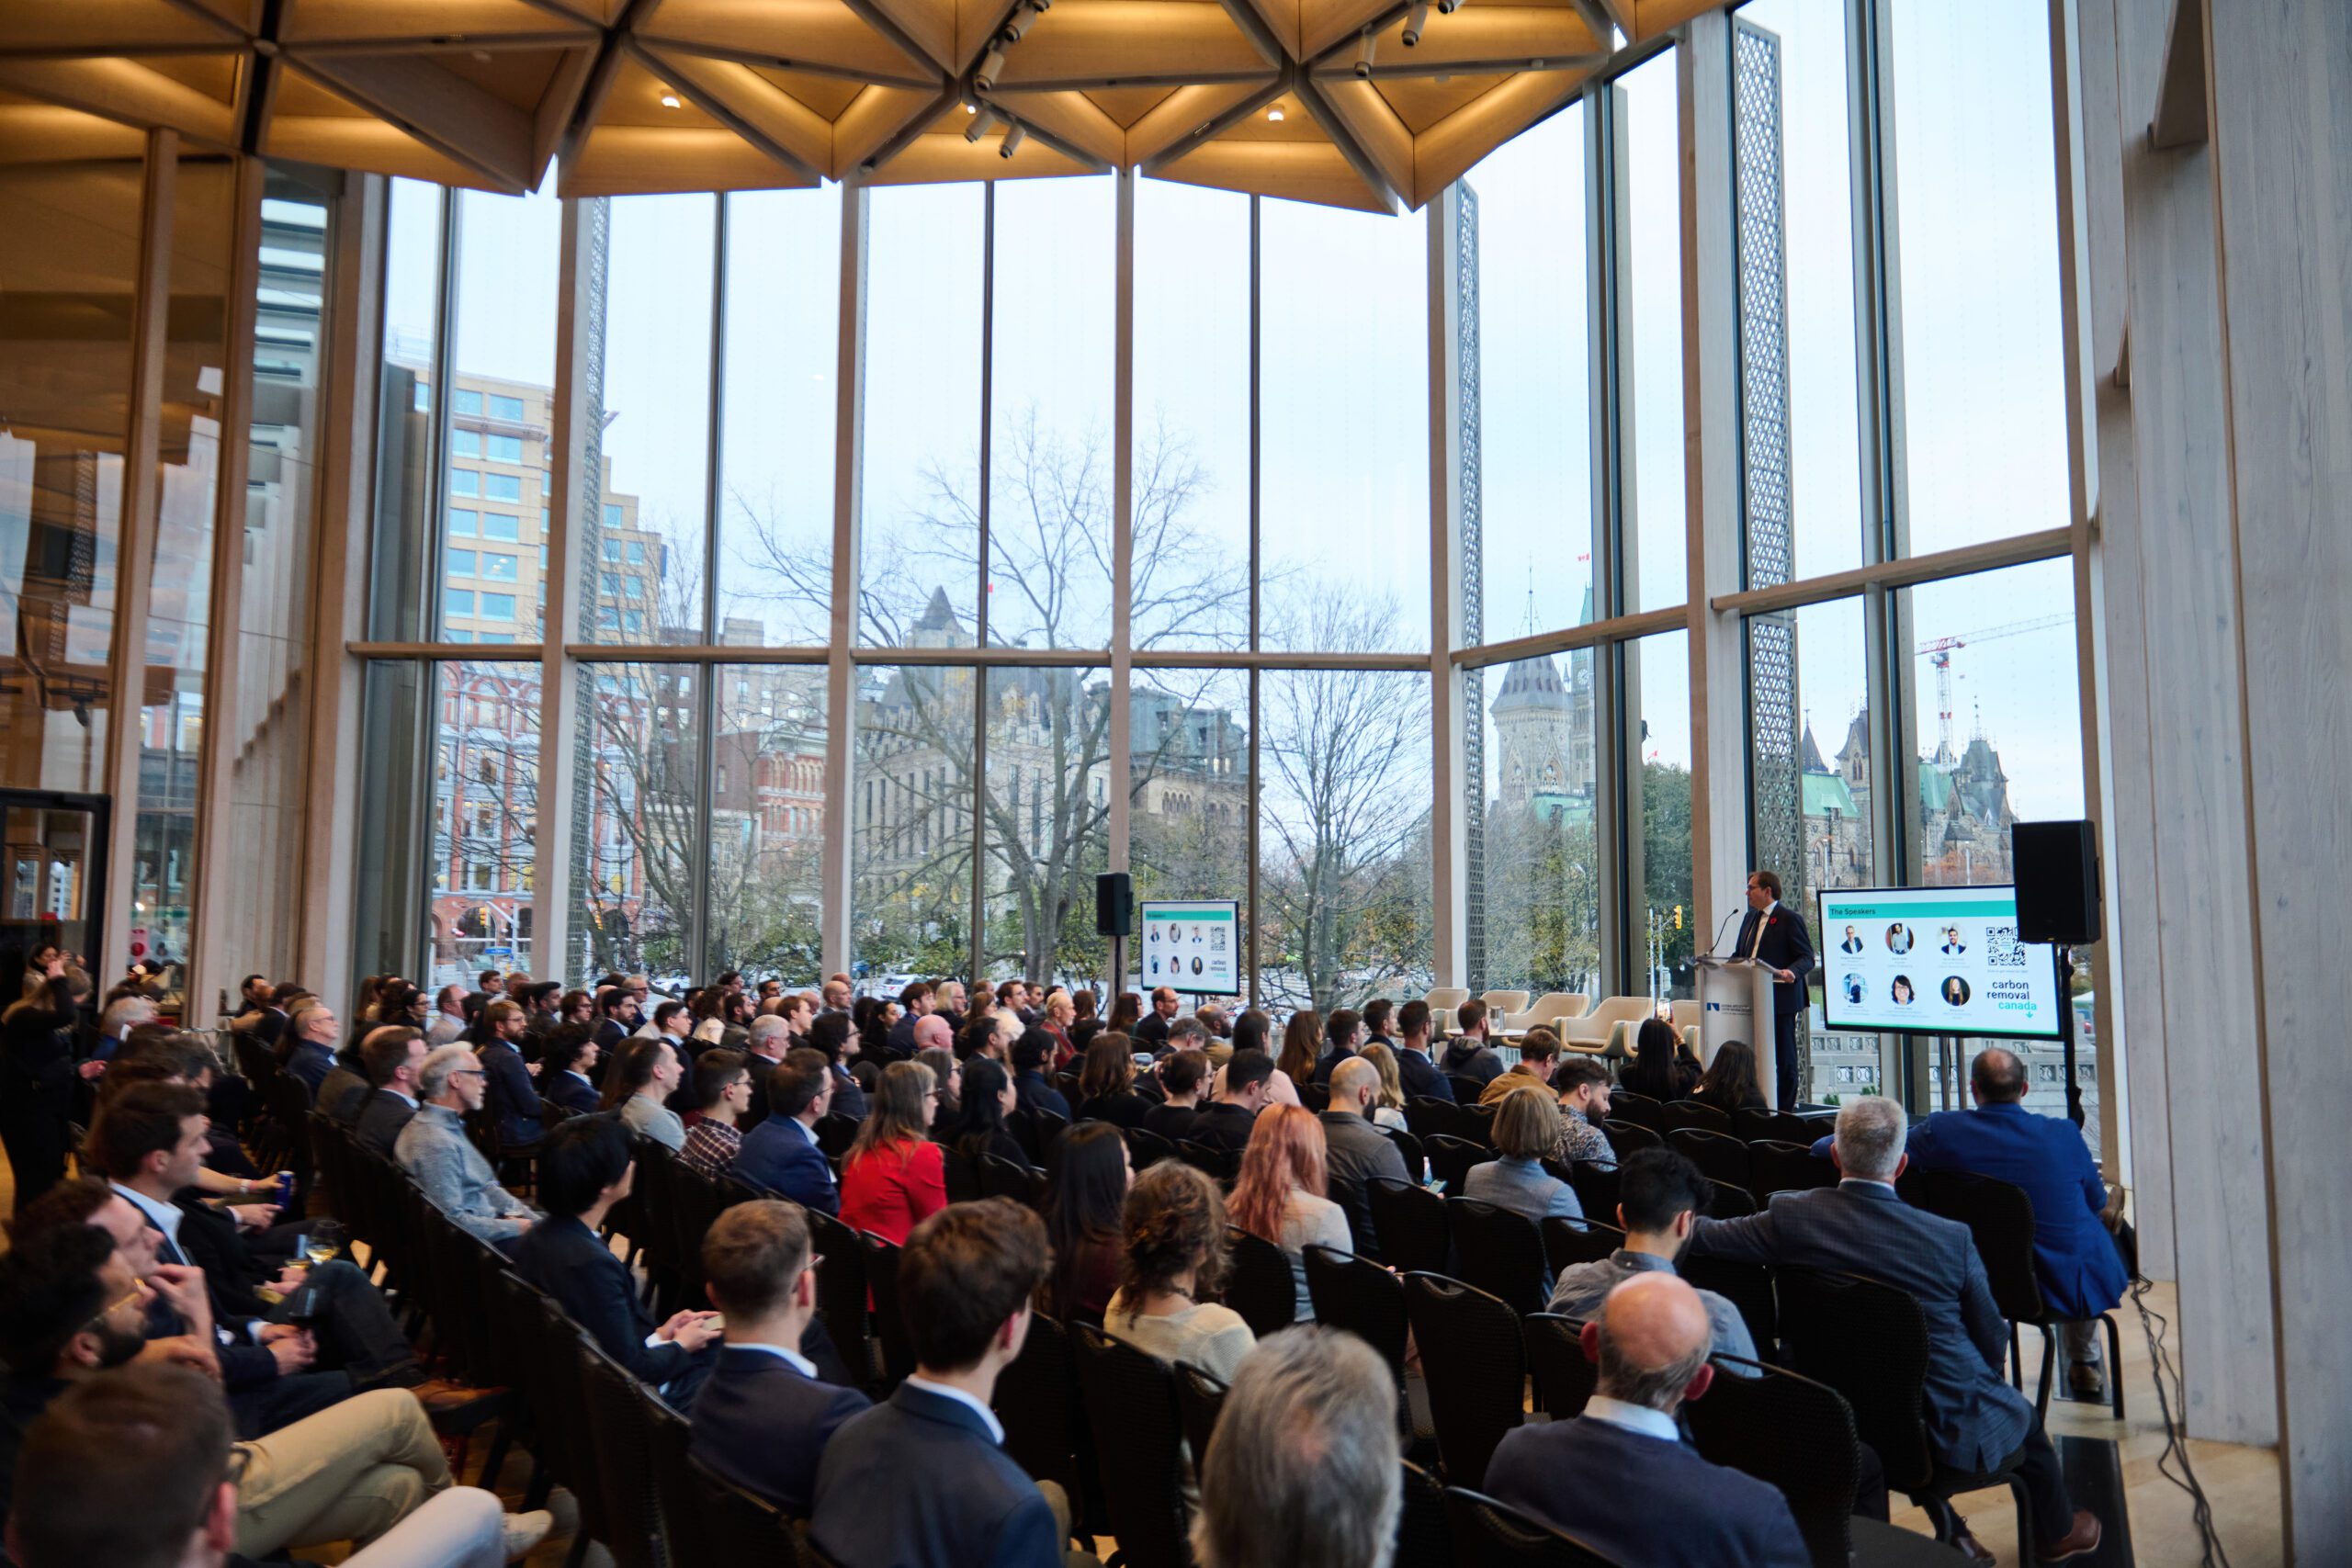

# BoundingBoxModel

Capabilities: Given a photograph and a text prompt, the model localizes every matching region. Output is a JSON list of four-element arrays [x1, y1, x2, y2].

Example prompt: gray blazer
[[1691, 1179, 2031, 1471], [1463, 1156, 1584, 1226]]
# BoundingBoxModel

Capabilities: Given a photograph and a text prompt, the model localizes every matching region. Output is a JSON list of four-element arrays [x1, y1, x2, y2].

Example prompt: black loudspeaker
[[2013, 819, 2102, 945], [1095, 872, 1133, 938]]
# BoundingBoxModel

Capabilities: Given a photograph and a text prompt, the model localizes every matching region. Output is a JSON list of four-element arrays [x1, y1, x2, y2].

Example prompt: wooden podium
[[1692, 956, 1782, 1107]]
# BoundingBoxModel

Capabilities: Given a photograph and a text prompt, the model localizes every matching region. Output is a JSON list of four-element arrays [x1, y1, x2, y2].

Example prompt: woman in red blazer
[[839, 1060, 948, 1248]]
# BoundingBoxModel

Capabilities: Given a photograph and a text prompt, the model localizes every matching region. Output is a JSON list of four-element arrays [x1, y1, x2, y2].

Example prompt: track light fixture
[[1353, 28, 1375, 77], [1437, 0, 1464, 13], [975, 43, 1006, 91], [964, 103, 998, 141], [1000, 2, 1044, 43], [999, 121, 1027, 158], [1401, 1, 1429, 46]]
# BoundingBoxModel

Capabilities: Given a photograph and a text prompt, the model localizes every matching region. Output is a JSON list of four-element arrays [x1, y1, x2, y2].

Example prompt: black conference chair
[[1223, 1226, 1301, 1337], [1603, 1089, 1664, 1133], [1173, 1361, 1228, 1471], [804, 1208, 876, 1393], [1124, 1124, 1177, 1170], [990, 1311, 1110, 1540], [1367, 1178, 1451, 1276], [1668, 1125, 1754, 1190], [1304, 1245, 1412, 1388], [1566, 1160, 1620, 1222], [1520, 1312, 1598, 1423], [1662, 1098, 1734, 1135], [1749, 1138, 1836, 1199], [857, 1231, 917, 1388], [1402, 1273, 1524, 1491], [1541, 1215, 1623, 1270], [1425, 1132, 1493, 1195], [1070, 1322, 1193, 1568], [1600, 1119, 1660, 1158], [1446, 1197, 1550, 1317], [1442, 1488, 1620, 1567], [1394, 1459, 1453, 1568]]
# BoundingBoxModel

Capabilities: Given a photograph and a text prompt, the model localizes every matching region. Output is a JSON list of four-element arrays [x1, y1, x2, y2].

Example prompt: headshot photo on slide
[[1890, 975, 1915, 1006], [1941, 976, 1970, 1006]]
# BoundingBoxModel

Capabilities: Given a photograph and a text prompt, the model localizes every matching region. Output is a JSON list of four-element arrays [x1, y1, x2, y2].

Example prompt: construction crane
[[1916, 615, 2071, 761]]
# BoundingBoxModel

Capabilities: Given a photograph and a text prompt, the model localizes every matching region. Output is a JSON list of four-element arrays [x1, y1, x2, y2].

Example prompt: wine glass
[[301, 1220, 345, 1269]]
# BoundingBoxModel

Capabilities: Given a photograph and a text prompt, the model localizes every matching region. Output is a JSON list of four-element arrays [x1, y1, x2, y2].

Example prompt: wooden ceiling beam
[[296, 52, 539, 189]]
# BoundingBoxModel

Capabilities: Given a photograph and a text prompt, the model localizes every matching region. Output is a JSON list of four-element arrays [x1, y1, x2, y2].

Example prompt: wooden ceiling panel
[[0, 4, 245, 57], [277, 0, 599, 50], [639, 0, 941, 85]]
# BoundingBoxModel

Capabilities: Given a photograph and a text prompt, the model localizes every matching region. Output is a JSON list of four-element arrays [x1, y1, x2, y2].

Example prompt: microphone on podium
[[1707, 906, 1743, 958]]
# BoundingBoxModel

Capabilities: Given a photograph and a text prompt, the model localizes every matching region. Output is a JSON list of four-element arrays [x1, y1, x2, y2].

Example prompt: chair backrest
[[1684, 1354, 1860, 1568], [508, 1278, 605, 1541], [1223, 1226, 1301, 1337], [1601, 1090, 1663, 1132], [1771, 1267, 1934, 1491], [978, 1152, 1040, 1206], [1661, 1099, 1733, 1135], [1123, 1124, 1176, 1170], [1521, 1312, 1597, 1423], [803, 1208, 875, 1392], [1396, 1459, 1452, 1568], [1911, 1168, 2046, 1323], [1445, 1198, 1550, 1317], [1443, 1073, 1489, 1108], [940, 1145, 982, 1202], [1175, 1139, 1236, 1184], [1424, 987, 1472, 1014], [1522, 994, 1591, 1032], [689, 1453, 806, 1564], [1667, 1126, 1753, 1190], [1366, 1178, 1450, 1276], [1560, 995, 1653, 1045], [1600, 1120, 1660, 1158], [1441, 1487, 1619, 1567], [1734, 1107, 1824, 1145], [576, 1336, 664, 1568], [1403, 1096, 1453, 1140], [1069, 1321, 1194, 1568], [643, 1392, 718, 1566], [1480, 991, 1531, 1029], [1303, 1245, 1409, 1386], [1298, 1081, 1332, 1114], [990, 1312, 1097, 1523], [1425, 1132, 1494, 1195], [1747, 1139, 1835, 1198], [1540, 1215, 1623, 1270], [1379, 1124, 1428, 1184], [1705, 1179, 1758, 1218], [812, 1111, 860, 1159], [1679, 1252, 1778, 1356], [1564, 1161, 1619, 1222], [1402, 1273, 1525, 1490], [856, 1231, 917, 1387], [1172, 1361, 1228, 1471]]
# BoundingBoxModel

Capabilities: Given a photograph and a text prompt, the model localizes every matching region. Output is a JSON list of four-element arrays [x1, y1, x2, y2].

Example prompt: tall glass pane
[[715, 186, 840, 648], [1260, 202, 1429, 653], [1131, 184, 1250, 653], [1630, 630, 1693, 1000], [1619, 51, 1688, 613], [982, 665, 1110, 987], [1750, 594, 1875, 1097], [1735, 0, 1865, 581], [854, 663, 976, 980], [1887, 0, 2069, 554], [860, 186, 983, 648], [1476, 645, 1600, 999], [989, 180, 1114, 652], [224, 167, 334, 988], [1259, 670, 1431, 1010], [575, 662, 698, 985], [132, 155, 237, 998], [0, 159, 140, 797], [370, 177, 443, 641], [592, 194, 715, 646], [1464, 110, 1594, 644], [447, 185, 558, 646], [430, 661, 539, 987], [1901, 558, 2090, 1142], [1129, 669, 1251, 997], [708, 664, 827, 983]]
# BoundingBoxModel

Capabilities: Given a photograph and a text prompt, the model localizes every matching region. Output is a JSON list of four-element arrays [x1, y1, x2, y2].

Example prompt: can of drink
[[276, 1171, 297, 1210]]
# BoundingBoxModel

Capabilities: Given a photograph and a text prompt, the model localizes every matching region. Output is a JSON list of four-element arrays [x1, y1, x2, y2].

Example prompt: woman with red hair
[[1227, 1104, 1352, 1322]]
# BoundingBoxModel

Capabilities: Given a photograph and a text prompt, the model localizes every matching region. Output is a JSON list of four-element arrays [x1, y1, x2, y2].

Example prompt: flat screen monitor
[[1136, 899, 1240, 996], [1816, 885, 2064, 1041]]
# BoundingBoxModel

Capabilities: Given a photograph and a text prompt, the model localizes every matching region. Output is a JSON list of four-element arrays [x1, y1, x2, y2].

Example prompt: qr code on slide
[[1984, 926, 2026, 968]]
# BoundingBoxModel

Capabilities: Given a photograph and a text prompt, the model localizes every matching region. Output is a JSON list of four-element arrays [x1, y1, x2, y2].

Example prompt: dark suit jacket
[[886, 1015, 922, 1057], [253, 1010, 288, 1049], [1396, 1045, 1453, 1102], [1486, 1415, 1809, 1568], [740, 1052, 781, 1132], [544, 1069, 602, 1116], [1319, 1111, 1407, 1255], [1310, 1044, 1355, 1087], [281, 1039, 336, 1098], [690, 1344, 871, 1515], [1132, 1014, 1171, 1050], [1073, 1091, 1150, 1130], [317, 1065, 372, 1126], [478, 1040, 545, 1148], [1691, 1180, 2030, 1470], [812, 1382, 1062, 1568], [161, 1190, 286, 1330], [353, 1089, 418, 1157], [1012, 1072, 1069, 1122], [828, 1065, 870, 1122], [1735, 903, 1816, 1016], [513, 1214, 704, 1392], [734, 1117, 841, 1214]]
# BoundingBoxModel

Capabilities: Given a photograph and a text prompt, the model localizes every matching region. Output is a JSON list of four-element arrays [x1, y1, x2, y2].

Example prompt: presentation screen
[[1816, 885, 2064, 1041], [1137, 899, 1241, 996]]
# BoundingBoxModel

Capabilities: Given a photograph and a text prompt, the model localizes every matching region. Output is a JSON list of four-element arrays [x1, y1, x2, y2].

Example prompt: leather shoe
[[1947, 1520, 1995, 1565], [2068, 1359, 2108, 1401], [412, 1379, 496, 1414], [2039, 1509, 2102, 1562]]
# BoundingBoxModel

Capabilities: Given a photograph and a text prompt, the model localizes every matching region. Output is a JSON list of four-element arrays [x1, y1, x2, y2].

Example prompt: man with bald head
[[1318, 1055, 1407, 1257], [910, 1013, 952, 1055], [1485, 1274, 1807, 1567]]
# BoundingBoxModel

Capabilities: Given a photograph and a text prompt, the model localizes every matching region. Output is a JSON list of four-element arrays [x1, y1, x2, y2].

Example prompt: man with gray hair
[[1690, 1097, 2101, 1563], [96, 994, 154, 1060], [1485, 1274, 1806, 1566], [1191, 1327, 1399, 1568], [739, 1012, 791, 1132], [393, 1046, 539, 1247]]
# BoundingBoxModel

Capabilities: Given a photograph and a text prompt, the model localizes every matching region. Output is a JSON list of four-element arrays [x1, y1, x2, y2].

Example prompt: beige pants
[[232, 1388, 453, 1557]]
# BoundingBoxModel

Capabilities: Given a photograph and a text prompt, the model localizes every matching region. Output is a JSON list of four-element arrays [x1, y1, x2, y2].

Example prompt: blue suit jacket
[[812, 1382, 1061, 1568], [1905, 1102, 2126, 1321], [1396, 1045, 1454, 1102], [1486, 1415, 1809, 1568], [544, 1069, 601, 1116], [1692, 1180, 2031, 1471], [353, 1089, 417, 1157], [1012, 1072, 1069, 1122], [734, 1117, 840, 1214], [512, 1214, 702, 1393], [479, 1040, 545, 1148], [690, 1344, 870, 1516]]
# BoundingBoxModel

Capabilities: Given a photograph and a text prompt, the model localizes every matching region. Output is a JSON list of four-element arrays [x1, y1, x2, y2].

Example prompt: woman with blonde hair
[[1357, 1043, 1408, 1130], [1463, 1084, 1584, 1238], [1227, 1105, 1351, 1321]]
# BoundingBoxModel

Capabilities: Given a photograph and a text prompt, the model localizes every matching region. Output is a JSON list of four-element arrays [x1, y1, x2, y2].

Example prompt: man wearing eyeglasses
[[393, 1046, 539, 1248]]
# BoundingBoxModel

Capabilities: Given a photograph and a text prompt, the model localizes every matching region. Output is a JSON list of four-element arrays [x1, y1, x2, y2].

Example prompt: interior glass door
[[0, 792, 107, 985]]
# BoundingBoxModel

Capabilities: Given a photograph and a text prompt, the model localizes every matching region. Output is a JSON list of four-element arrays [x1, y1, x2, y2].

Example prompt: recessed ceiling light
[[1267, 107, 1285, 121], [659, 93, 682, 108], [966, 102, 978, 113]]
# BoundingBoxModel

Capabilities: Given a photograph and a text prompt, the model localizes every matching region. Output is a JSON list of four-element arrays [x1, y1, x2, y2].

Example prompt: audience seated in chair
[[812, 1200, 1091, 1568], [512, 1115, 722, 1408], [1485, 1272, 1808, 1568], [1309, 1008, 1363, 1088], [1463, 1084, 1585, 1246], [1618, 1018, 1702, 1103], [678, 1049, 752, 1181], [840, 1062, 950, 1249], [536, 1025, 604, 1117], [1690, 1039, 1769, 1117], [1228, 1105, 1351, 1324], [1553, 1055, 1617, 1168], [1437, 998, 1504, 1085], [607, 1037, 687, 1153], [1695, 1095, 2102, 1564], [394, 1047, 540, 1247], [352, 1028, 425, 1157], [1042, 1123, 1131, 1324], [1391, 1000, 1453, 1103], [473, 999, 546, 1152], [1549, 1147, 1758, 1369], [1105, 1162, 1257, 1386], [1318, 1058, 1410, 1257], [733, 1047, 841, 1213], [1476, 1028, 1562, 1105], [1190, 1326, 1399, 1568], [689, 1200, 871, 1515], [1191, 1049, 1274, 1157], [1141, 1048, 1210, 1144]]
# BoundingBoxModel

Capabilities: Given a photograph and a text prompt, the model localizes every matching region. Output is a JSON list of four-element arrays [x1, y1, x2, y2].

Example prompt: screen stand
[[2058, 945, 2084, 1129]]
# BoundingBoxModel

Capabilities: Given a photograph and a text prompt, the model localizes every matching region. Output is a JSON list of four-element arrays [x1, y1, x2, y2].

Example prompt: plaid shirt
[[680, 1118, 741, 1182]]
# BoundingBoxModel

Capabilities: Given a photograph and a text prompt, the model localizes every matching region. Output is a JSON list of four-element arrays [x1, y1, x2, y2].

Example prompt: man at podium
[[1735, 871, 1815, 1107]]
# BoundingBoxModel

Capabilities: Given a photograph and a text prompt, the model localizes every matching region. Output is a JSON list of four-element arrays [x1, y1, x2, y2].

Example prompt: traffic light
[[1673, 906, 1683, 930]]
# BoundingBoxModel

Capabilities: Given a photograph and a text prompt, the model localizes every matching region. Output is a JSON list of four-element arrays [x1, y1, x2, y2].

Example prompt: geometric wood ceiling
[[0, 0, 1719, 211]]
